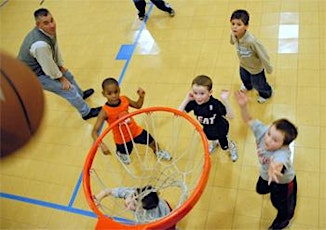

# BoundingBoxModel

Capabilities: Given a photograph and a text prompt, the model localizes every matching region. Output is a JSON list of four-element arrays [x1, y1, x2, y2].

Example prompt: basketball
[[0, 52, 45, 157]]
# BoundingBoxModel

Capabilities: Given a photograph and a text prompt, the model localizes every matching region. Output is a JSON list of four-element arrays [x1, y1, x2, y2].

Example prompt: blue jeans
[[37, 71, 90, 117], [240, 67, 273, 99]]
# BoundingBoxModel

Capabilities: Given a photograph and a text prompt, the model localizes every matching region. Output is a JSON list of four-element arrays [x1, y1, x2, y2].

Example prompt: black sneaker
[[82, 89, 94, 100], [268, 219, 290, 230], [169, 9, 175, 17], [138, 13, 145, 20], [82, 107, 101, 120]]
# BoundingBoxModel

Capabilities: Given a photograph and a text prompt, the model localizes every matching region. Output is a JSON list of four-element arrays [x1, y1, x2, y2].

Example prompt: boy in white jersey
[[235, 91, 298, 230]]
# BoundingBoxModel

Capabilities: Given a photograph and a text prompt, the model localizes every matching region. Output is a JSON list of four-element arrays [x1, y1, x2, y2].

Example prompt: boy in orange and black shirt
[[92, 77, 172, 164]]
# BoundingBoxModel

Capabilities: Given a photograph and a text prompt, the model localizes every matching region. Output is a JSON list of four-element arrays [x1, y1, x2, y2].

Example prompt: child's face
[[102, 83, 120, 105], [191, 84, 212, 105], [264, 125, 285, 151], [230, 18, 248, 38]]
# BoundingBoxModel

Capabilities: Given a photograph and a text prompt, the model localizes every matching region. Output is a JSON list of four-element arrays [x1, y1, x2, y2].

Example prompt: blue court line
[[0, 192, 97, 218], [0, 2, 154, 222], [68, 172, 83, 207], [0, 192, 135, 224], [117, 3, 153, 84]]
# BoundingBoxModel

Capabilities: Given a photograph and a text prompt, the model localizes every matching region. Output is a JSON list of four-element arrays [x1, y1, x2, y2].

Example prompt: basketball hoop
[[83, 107, 211, 229]]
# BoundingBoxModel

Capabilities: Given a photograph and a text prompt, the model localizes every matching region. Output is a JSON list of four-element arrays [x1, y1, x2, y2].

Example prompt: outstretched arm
[[129, 87, 145, 109], [178, 92, 194, 111], [91, 109, 111, 155], [268, 160, 284, 185], [234, 91, 254, 126], [220, 89, 234, 119], [93, 188, 113, 206]]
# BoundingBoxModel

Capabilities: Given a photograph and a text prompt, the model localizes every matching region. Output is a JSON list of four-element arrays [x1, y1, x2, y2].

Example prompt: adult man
[[18, 8, 101, 120]]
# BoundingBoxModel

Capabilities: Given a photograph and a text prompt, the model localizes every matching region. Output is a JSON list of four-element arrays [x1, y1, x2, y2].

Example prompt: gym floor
[[0, 0, 325, 229]]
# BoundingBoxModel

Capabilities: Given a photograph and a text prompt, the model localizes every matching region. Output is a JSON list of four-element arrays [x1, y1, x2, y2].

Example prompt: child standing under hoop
[[94, 185, 176, 229], [178, 75, 238, 162], [91, 77, 172, 164], [234, 91, 298, 229]]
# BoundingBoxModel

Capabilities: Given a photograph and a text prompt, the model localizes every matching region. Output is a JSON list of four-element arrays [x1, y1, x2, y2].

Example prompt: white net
[[86, 107, 209, 227]]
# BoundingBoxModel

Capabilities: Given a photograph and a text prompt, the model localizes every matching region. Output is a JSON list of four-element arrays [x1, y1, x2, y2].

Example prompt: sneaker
[[116, 151, 131, 164], [138, 13, 145, 20], [169, 9, 175, 17], [228, 141, 238, 162], [82, 88, 94, 100], [257, 96, 268, 104], [82, 107, 102, 120], [268, 219, 290, 230], [240, 84, 248, 92], [156, 150, 172, 161], [208, 141, 218, 154]]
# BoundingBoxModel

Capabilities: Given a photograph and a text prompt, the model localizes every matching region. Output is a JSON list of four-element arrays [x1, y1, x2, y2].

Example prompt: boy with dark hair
[[94, 185, 173, 225], [234, 91, 298, 230], [91, 77, 172, 164], [230, 9, 273, 103]]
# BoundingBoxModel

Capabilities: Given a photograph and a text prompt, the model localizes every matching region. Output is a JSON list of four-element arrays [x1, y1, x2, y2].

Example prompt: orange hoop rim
[[83, 106, 211, 229]]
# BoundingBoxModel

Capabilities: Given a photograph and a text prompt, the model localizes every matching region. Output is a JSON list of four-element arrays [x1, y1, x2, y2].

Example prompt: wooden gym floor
[[0, 0, 325, 229]]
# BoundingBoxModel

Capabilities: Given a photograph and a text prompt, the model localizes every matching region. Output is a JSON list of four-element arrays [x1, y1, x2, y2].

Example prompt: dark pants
[[133, 0, 172, 16], [240, 67, 273, 99], [116, 130, 154, 154], [256, 176, 297, 228]]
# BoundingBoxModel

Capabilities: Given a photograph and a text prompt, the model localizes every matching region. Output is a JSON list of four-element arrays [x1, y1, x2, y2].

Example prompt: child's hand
[[234, 90, 249, 107], [100, 143, 111, 155], [268, 160, 284, 185], [137, 88, 145, 97], [220, 89, 230, 101], [186, 92, 194, 101]]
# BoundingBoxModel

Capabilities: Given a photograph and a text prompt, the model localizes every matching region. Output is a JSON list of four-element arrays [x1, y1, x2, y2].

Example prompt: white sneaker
[[228, 141, 238, 162], [116, 151, 131, 164], [240, 84, 248, 92], [257, 96, 268, 104], [156, 150, 172, 161], [209, 141, 219, 154]]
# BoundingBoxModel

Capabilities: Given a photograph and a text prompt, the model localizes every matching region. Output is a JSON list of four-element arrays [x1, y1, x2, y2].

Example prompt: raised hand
[[268, 160, 284, 185], [234, 90, 249, 107]]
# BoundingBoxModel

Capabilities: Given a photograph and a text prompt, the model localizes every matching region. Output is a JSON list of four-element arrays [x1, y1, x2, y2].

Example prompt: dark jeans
[[256, 176, 297, 227], [133, 0, 172, 16], [240, 67, 273, 99]]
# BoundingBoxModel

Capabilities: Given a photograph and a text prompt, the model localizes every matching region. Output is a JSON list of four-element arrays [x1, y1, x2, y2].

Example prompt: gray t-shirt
[[112, 187, 171, 223], [251, 120, 295, 184]]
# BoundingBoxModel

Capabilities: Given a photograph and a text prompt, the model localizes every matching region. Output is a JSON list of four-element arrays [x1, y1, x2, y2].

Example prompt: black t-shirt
[[185, 96, 229, 140]]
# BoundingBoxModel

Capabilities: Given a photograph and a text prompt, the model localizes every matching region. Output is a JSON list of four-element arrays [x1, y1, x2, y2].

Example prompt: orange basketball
[[0, 52, 45, 157]]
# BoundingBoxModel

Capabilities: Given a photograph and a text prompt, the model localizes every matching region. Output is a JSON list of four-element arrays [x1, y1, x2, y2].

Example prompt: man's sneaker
[[116, 151, 131, 165], [156, 150, 172, 161], [82, 88, 94, 100], [209, 141, 219, 154], [228, 141, 238, 162], [82, 107, 102, 120], [257, 96, 268, 104], [169, 9, 175, 17], [240, 84, 248, 92]]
